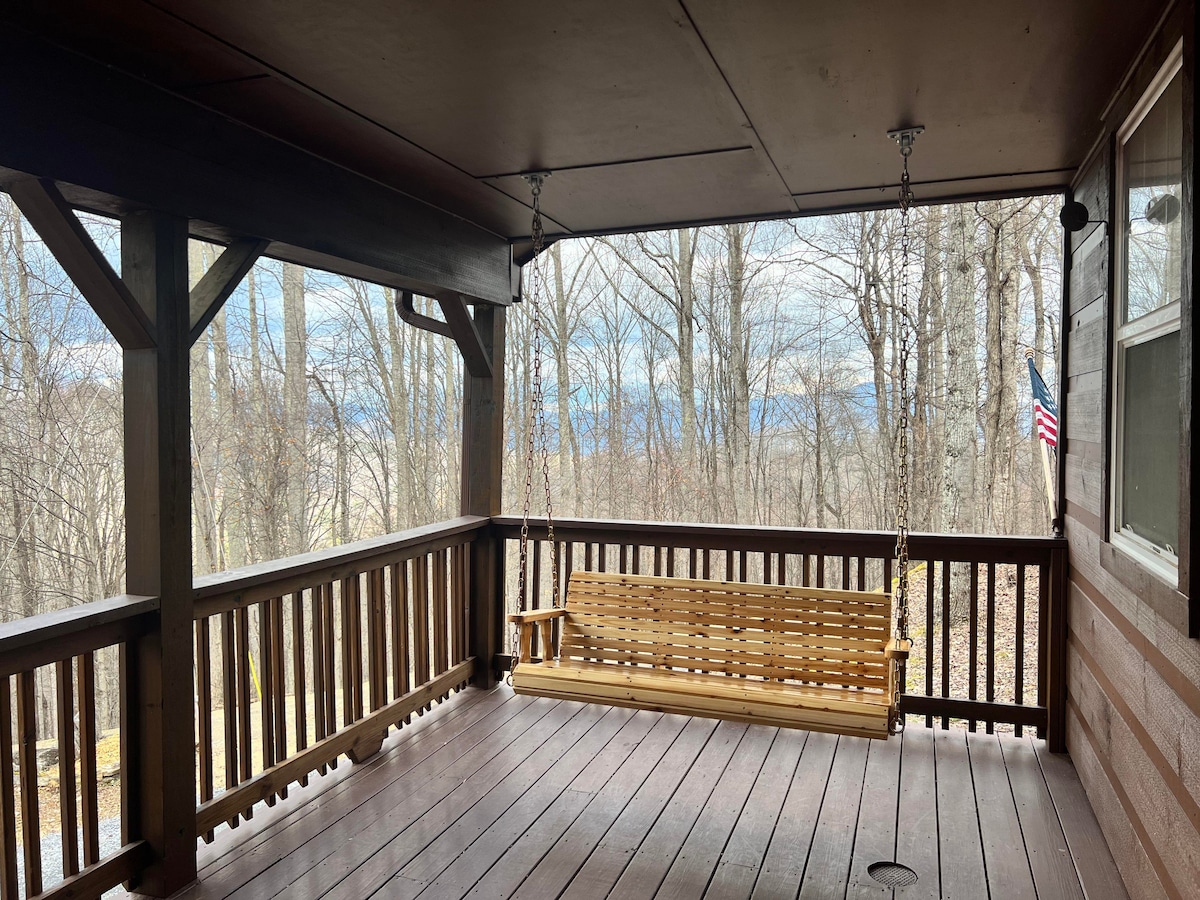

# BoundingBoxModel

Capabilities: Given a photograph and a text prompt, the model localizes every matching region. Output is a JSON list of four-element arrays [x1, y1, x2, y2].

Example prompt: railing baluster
[[585, 542, 594, 571], [632, 545, 642, 576], [597, 542, 606, 573], [311, 584, 328, 774], [291, 591, 308, 784], [221, 611, 239, 817], [738, 551, 747, 582], [941, 559, 951, 730], [16, 671, 41, 895], [815, 554, 825, 588], [391, 562, 411, 719], [368, 567, 386, 709], [271, 594, 288, 797], [841, 556, 850, 590], [322, 582, 338, 763], [1015, 564, 1026, 738], [434, 550, 448, 678], [762, 552, 771, 584], [968, 563, 979, 732], [619, 544, 628, 574], [689, 548, 698, 579], [1037, 562, 1050, 739], [664, 545, 672, 577], [413, 557, 430, 692], [195, 619, 214, 840], [925, 559, 935, 728], [985, 563, 996, 734], [259, 600, 276, 804], [857, 557, 866, 591], [1, 676, 18, 900], [78, 653, 99, 866], [235, 606, 253, 812], [56, 658, 80, 875]]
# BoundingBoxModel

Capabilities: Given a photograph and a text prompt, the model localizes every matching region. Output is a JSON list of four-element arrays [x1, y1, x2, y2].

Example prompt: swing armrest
[[508, 609, 567, 664], [885, 637, 912, 661], [507, 608, 568, 624]]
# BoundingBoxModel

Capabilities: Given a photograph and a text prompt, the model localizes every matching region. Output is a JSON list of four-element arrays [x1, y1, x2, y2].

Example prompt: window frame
[[1110, 40, 1184, 585]]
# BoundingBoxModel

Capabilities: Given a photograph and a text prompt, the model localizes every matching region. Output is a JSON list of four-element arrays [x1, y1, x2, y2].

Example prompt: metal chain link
[[890, 132, 918, 734], [512, 173, 560, 676]]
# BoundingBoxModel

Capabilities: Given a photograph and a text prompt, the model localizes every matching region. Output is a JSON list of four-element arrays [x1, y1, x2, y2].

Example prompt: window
[[1111, 43, 1183, 581]]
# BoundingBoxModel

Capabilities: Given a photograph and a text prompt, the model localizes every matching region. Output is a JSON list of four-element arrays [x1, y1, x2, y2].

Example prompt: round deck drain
[[868, 861, 919, 887]]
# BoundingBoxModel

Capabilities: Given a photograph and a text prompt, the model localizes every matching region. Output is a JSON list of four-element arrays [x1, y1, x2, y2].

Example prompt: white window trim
[[1109, 40, 1183, 585]]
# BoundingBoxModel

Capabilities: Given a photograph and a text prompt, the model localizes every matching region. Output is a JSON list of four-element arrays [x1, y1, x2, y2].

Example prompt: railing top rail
[[0, 594, 158, 676], [193, 515, 488, 611], [491, 515, 1067, 559]]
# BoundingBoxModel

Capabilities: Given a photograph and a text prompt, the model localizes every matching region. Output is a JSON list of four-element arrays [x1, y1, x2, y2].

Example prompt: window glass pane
[[1123, 70, 1182, 322], [1120, 330, 1179, 553]]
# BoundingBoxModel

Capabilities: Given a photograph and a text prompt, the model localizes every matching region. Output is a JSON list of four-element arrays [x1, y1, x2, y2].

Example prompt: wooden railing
[[493, 516, 1069, 746], [190, 516, 486, 838], [0, 595, 158, 900]]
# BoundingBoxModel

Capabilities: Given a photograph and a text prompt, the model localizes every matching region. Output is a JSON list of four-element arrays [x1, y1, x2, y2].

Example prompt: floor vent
[[867, 861, 919, 887]]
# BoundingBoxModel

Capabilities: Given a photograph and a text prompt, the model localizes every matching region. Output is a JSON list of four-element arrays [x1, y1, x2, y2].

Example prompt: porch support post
[[121, 210, 197, 894], [462, 304, 506, 687]]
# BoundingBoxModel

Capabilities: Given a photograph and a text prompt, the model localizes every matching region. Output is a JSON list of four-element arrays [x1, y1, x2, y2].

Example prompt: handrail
[[193, 515, 488, 616], [0, 594, 158, 678], [491, 515, 1066, 562]]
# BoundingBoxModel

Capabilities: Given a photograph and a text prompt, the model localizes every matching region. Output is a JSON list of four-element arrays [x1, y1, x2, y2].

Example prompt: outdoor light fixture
[[1059, 200, 1108, 233]]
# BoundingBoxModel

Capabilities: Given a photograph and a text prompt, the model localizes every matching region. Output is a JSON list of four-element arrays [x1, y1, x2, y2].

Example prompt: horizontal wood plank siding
[[1062, 7, 1199, 897]]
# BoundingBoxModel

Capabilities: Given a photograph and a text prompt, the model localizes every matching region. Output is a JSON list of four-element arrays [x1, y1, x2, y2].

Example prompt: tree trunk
[[282, 262, 308, 555]]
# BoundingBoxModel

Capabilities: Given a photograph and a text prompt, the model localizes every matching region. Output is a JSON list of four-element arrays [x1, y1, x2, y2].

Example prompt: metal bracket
[[520, 170, 552, 191], [395, 290, 454, 339], [887, 126, 925, 157]]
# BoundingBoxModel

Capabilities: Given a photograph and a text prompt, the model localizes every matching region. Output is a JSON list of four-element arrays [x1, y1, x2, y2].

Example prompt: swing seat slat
[[509, 571, 909, 740]]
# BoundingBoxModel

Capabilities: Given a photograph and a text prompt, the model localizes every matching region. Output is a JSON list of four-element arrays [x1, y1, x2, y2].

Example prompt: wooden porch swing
[[508, 131, 923, 739]]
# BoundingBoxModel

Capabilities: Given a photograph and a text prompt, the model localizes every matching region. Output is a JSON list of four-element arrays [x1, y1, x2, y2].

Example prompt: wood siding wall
[[1063, 6, 1199, 899]]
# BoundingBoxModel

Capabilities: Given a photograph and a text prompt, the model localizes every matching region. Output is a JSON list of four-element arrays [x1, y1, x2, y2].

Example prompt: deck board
[[173, 685, 1128, 900]]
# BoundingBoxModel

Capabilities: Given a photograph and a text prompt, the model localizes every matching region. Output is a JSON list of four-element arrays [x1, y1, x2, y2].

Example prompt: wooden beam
[[121, 210, 196, 896], [0, 28, 514, 305], [437, 293, 493, 378], [189, 238, 268, 346], [462, 306, 506, 687], [5, 178, 155, 349]]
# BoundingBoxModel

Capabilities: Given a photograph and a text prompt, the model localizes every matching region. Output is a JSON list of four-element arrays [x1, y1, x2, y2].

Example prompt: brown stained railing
[[190, 516, 486, 838], [493, 516, 1068, 744], [0, 595, 158, 900]]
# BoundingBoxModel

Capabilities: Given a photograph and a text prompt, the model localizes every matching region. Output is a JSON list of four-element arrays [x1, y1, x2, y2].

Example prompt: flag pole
[[1026, 347, 1057, 523]]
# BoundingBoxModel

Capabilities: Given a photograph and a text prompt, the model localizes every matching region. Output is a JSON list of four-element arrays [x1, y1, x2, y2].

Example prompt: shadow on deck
[[172, 686, 1125, 900]]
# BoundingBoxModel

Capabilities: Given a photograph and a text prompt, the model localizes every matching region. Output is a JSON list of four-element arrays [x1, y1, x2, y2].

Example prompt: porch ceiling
[[5, 1, 1168, 240]]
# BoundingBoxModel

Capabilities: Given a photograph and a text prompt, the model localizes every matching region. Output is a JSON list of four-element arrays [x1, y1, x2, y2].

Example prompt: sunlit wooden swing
[[508, 131, 923, 740]]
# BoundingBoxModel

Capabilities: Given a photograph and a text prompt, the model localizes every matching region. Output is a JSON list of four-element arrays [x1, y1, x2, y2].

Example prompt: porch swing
[[507, 130, 923, 740]]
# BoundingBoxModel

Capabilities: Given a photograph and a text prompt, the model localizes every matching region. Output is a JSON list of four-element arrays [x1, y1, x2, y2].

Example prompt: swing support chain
[[888, 126, 922, 734], [511, 171, 560, 680]]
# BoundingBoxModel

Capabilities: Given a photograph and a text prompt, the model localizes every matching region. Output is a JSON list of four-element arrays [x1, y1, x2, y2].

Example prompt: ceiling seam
[[139, 0, 572, 236], [674, 0, 797, 213]]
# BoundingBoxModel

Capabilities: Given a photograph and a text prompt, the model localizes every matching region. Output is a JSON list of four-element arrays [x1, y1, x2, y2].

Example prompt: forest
[[0, 192, 1061, 731]]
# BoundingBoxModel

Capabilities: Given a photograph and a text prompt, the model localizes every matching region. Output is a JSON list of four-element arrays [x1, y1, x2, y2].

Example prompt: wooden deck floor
[[173, 685, 1128, 900]]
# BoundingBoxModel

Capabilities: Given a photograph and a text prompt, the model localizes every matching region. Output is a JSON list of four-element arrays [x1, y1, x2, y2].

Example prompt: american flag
[[1028, 356, 1058, 449]]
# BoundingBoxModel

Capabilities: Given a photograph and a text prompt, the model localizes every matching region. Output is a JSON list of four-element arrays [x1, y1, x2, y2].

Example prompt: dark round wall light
[[1059, 200, 1104, 233]]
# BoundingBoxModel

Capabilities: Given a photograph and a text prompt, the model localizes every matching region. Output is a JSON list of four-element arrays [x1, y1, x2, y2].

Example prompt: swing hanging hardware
[[512, 168, 561, 684], [887, 124, 923, 734]]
